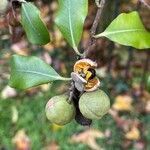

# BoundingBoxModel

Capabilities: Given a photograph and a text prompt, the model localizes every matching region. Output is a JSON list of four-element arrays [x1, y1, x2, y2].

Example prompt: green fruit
[[79, 89, 110, 120], [45, 94, 75, 125]]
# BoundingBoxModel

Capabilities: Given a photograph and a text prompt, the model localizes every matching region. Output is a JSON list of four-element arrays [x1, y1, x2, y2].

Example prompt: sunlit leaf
[[9, 55, 71, 90], [95, 11, 150, 49], [21, 2, 50, 45], [55, 0, 88, 55]]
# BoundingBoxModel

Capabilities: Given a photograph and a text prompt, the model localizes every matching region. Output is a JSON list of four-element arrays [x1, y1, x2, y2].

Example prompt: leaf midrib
[[14, 69, 61, 80], [67, 0, 76, 49], [22, 4, 41, 36], [99, 29, 146, 37]]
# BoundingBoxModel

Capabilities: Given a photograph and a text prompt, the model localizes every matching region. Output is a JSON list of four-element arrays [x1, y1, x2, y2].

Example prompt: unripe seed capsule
[[79, 89, 110, 120], [45, 94, 75, 125]]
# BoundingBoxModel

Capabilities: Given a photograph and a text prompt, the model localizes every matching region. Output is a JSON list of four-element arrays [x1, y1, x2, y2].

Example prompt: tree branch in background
[[107, 0, 120, 73], [84, 0, 106, 58], [140, 0, 150, 9], [124, 0, 141, 79], [69, 0, 107, 126], [125, 47, 133, 79], [141, 51, 150, 91]]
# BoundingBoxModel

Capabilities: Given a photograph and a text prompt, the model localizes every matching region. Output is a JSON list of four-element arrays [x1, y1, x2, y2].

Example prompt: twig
[[107, 0, 120, 73], [68, 0, 107, 126], [107, 42, 114, 73], [68, 81, 92, 126], [125, 47, 133, 79], [124, 0, 141, 79], [84, 0, 106, 58], [140, 0, 150, 9]]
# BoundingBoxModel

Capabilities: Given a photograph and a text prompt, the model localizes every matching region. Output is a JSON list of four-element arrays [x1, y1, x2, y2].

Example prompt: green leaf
[[21, 2, 50, 45], [55, 0, 88, 55], [95, 11, 150, 49], [9, 55, 71, 90]]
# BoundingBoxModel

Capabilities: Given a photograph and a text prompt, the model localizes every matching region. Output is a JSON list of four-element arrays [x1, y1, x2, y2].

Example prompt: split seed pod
[[45, 94, 75, 125], [73, 59, 100, 92], [79, 89, 110, 119]]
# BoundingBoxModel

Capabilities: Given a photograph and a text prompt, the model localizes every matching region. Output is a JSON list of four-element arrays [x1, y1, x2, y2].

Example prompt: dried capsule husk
[[79, 89, 110, 120], [45, 94, 75, 125], [73, 59, 100, 92], [74, 59, 97, 73]]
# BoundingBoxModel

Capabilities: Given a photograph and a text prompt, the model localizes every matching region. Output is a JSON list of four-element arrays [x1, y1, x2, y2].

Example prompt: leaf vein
[[100, 29, 146, 37], [22, 4, 41, 36], [15, 69, 61, 79], [67, 0, 76, 49]]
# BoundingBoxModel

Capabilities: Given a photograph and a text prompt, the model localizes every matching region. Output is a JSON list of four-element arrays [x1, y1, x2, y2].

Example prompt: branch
[[141, 51, 150, 91], [140, 0, 150, 9], [125, 47, 133, 79], [68, 81, 92, 126], [84, 0, 106, 58], [68, 0, 106, 126]]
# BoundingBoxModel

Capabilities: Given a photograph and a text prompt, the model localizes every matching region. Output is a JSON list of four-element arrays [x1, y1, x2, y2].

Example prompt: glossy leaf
[[9, 55, 70, 90], [55, 0, 88, 55], [95, 11, 150, 49], [21, 2, 50, 45]]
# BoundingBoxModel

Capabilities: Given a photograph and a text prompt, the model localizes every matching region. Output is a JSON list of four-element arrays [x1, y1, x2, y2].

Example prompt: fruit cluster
[[45, 59, 110, 126], [45, 89, 110, 126]]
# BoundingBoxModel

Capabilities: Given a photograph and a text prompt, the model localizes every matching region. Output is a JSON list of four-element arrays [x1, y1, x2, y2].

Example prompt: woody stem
[[84, 0, 106, 58]]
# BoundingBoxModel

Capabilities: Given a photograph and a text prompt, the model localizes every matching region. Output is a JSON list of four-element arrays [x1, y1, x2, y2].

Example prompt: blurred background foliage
[[0, 0, 150, 149]]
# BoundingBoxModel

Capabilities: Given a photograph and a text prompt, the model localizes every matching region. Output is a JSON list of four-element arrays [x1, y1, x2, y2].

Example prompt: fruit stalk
[[69, 81, 92, 126]]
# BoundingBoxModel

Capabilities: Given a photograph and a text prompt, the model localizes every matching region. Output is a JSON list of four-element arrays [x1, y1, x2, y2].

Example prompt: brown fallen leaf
[[1, 86, 17, 99], [44, 141, 59, 150], [11, 40, 28, 56], [109, 109, 132, 130], [43, 43, 54, 52], [42, 52, 52, 65], [125, 127, 140, 140], [141, 91, 150, 103], [145, 101, 150, 113], [112, 94, 133, 111], [70, 129, 104, 150], [140, 0, 150, 9], [109, 109, 140, 132], [12, 129, 30, 150], [133, 140, 146, 150]]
